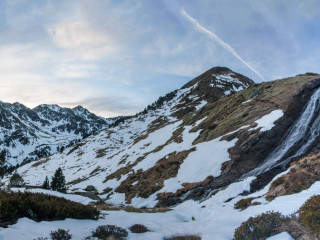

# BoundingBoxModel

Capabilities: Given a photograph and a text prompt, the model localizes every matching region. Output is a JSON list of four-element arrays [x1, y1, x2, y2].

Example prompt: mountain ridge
[[3, 67, 320, 240], [8, 67, 320, 210], [0, 102, 115, 169]]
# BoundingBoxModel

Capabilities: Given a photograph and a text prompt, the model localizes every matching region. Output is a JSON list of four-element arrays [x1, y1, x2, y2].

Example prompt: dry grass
[[89, 166, 101, 176], [234, 197, 261, 211], [279, 215, 319, 240], [66, 177, 88, 185], [93, 202, 171, 213], [66, 142, 85, 155], [115, 149, 195, 203], [164, 234, 201, 240], [31, 157, 50, 167], [96, 148, 108, 158], [266, 152, 320, 201]]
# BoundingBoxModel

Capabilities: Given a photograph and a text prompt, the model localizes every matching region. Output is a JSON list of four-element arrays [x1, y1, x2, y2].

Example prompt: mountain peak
[[34, 104, 62, 112], [73, 105, 85, 110], [180, 66, 254, 103], [183, 66, 254, 89], [72, 105, 89, 114]]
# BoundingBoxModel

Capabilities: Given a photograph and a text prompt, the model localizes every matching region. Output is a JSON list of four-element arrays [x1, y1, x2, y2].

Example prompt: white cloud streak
[[181, 9, 265, 81]]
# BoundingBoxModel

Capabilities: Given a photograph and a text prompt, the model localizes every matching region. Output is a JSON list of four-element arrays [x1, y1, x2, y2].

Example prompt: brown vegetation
[[234, 197, 261, 211], [0, 191, 99, 227], [31, 157, 50, 167], [96, 148, 108, 158], [129, 224, 149, 233], [234, 195, 320, 240], [93, 201, 171, 213], [115, 149, 195, 203], [164, 235, 201, 240], [267, 152, 320, 201]]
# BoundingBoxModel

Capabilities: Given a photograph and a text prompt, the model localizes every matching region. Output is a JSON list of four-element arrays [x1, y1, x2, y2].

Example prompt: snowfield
[[3, 71, 314, 239], [8, 78, 253, 208], [1, 174, 319, 239]]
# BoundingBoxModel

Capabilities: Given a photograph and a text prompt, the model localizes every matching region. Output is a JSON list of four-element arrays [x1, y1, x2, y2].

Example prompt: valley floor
[[1, 171, 319, 240]]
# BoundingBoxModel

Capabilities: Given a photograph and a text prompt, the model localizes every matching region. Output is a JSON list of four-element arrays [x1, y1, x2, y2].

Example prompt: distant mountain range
[[2, 66, 320, 207], [0, 102, 115, 167]]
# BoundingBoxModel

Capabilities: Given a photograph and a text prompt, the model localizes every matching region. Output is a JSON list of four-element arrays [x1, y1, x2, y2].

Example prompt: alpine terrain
[[1, 67, 320, 240], [0, 103, 115, 169]]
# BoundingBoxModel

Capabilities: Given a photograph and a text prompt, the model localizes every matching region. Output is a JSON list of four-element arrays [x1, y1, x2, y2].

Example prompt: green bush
[[92, 225, 128, 239], [233, 211, 287, 240], [50, 229, 72, 240], [0, 191, 99, 226], [298, 195, 320, 234]]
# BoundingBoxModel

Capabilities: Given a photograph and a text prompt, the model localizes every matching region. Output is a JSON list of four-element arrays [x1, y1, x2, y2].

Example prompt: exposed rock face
[[9, 67, 320, 209], [158, 74, 320, 206], [0, 103, 113, 166]]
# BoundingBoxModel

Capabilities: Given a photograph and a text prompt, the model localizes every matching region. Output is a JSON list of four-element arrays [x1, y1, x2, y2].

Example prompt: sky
[[1, 0, 320, 117]]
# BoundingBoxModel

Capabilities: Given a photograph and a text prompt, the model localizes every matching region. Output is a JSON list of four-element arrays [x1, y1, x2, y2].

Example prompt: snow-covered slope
[[3, 68, 320, 240], [2, 170, 320, 240], [0, 103, 113, 166], [11, 68, 320, 210]]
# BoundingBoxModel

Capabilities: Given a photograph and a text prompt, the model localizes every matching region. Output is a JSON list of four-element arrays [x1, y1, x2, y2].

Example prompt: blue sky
[[1, 0, 320, 117]]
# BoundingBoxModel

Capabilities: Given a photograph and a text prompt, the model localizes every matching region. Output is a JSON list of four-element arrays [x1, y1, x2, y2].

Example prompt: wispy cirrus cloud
[[0, 0, 319, 117], [180, 9, 265, 81]]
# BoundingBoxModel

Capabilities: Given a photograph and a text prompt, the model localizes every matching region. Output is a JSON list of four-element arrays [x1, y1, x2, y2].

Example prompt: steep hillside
[[0, 103, 113, 167], [10, 68, 320, 209]]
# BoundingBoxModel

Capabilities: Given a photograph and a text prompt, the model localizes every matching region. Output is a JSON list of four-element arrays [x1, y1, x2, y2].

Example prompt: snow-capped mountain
[[3, 67, 320, 240], [13, 67, 320, 209], [0, 102, 114, 167]]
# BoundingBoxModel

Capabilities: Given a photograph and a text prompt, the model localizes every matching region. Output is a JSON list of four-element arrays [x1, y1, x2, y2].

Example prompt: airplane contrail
[[181, 9, 265, 81]]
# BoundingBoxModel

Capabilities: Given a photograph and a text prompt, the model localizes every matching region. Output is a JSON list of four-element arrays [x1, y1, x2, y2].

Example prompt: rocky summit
[[2, 67, 320, 239]]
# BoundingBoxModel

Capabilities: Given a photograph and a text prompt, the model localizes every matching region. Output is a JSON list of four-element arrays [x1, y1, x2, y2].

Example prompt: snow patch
[[252, 110, 284, 131], [266, 232, 294, 240]]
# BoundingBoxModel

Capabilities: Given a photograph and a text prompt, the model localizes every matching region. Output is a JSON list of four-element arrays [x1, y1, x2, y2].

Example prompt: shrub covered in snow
[[233, 211, 288, 240], [129, 224, 149, 233], [50, 229, 72, 240], [0, 191, 99, 225], [298, 194, 320, 234], [91, 225, 128, 239]]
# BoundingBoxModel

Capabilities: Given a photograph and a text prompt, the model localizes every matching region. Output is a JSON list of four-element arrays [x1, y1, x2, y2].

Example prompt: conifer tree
[[51, 167, 66, 193], [9, 171, 25, 187], [42, 176, 50, 189], [0, 150, 6, 166]]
